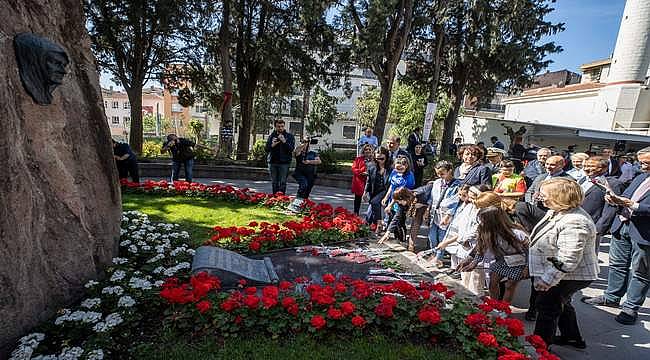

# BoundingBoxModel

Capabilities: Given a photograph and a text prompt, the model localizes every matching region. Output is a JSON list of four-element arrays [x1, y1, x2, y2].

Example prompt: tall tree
[[85, 0, 196, 153], [340, 0, 417, 143], [306, 86, 338, 136]]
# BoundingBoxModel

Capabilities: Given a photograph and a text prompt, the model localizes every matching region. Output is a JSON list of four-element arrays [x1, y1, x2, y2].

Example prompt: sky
[[543, 0, 627, 73], [101, 0, 628, 89]]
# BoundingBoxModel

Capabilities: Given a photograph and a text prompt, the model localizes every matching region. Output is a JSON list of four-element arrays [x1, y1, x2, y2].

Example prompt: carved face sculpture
[[14, 33, 69, 105]]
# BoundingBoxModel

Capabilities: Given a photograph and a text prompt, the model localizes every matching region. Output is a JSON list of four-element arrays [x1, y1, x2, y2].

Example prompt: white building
[[455, 0, 650, 152]]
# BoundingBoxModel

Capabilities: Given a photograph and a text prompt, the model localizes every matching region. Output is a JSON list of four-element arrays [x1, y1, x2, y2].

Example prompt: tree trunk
[[126, 86, 144, 154], [440, 79, 466, 156], [373, 77, 395, 144], [219, 0, 233, 157], [236, 85, 255, 160], [301, 88, 310, 139]]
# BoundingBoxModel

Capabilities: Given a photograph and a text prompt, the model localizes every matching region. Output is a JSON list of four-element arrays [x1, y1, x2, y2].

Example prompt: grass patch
[[122, 193, 292, 246], [134, 332, 465, 360]]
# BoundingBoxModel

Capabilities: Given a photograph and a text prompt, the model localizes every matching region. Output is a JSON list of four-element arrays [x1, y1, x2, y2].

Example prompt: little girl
[[381, 156, 415, 233], [378, 187, 415, 244]]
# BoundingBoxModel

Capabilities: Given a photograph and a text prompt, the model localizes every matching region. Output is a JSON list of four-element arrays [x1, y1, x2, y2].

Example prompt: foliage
[[177, 87, 196, 108], [306, 86, 338, 136], [353, 87, 380, 129], [388, 82, 427, 139], [316, 147, 341, 174], [143, 114, 172, 135], [141, 140, 165, 158], [187, 120, 205, 143], [84, 0, 197, 153], [251, 139, 268, 163]]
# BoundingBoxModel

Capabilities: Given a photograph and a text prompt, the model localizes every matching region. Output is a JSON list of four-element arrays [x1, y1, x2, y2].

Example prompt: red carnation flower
[[220, 298, 240, 312], [310, 315, 327, 330], [244, 287, 257, 295], [262, 296, 278, 309], [238, 279, 247, 287], [248, 221, 259, 227], [234, 315, 242, 324], [465, 312, 491, 329], [249, 241, 261, 252], [322, 273, 336, 284], [525, 334, 547, 350], [380, 294, 398, 308], [444, 290, 455, 299], [195, 300, 211, 314], [279, 281, 293, 291], [327, 307, 344, 320], [374, 303, 394, 318], [335, 282, 347, 293], [418, 307, 442, 325], [243, 295, 260, 309], [477, 332, 499, 348], [262, 286, 279, 299], [351, 315, 366, 328], [340, 301, 355, 316], [496, 317, 525, 337]]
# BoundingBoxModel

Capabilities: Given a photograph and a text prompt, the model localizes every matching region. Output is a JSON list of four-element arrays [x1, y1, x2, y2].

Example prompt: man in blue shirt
[[491, 136, 505, 150], [357, 127, 378, 155], [112, 139, 139, 183], [265, 119, 295, 194]]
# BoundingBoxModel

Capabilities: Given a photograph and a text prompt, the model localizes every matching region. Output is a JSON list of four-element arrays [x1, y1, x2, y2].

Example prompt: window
[[179, 120, 183, 127], [289, 122, 303, 139], [104, 101, 108, 108], [111, 116, 120, 124], [342, 125, 356, 139], [172, 104, 182, 112], [123, 117, 130, 124], [123, 101, 130, 109], [112, 101, 119, 109]]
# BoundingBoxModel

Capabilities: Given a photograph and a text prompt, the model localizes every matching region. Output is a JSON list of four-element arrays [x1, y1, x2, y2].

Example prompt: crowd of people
[[349, 129, 650, 350]]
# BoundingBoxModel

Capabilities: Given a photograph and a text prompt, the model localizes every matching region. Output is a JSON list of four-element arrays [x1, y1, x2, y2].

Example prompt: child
[[413, 143, 428, 187], [378, 187, 415, 245], [381, 156, 415, 230]]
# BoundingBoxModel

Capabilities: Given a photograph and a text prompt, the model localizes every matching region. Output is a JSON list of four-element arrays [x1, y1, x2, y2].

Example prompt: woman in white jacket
[[529, 177, 598, 349]]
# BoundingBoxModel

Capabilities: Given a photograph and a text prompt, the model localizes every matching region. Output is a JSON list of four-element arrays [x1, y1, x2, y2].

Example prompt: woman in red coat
[[352, 144, 374, 215]]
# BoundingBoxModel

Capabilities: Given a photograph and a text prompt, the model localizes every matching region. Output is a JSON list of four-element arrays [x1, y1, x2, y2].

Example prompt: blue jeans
[[365, 191, 386, 224], [622, 240, 650, 313], [269, 163, 290, 194], [172, 159, 193, 182], [293, 172, 315, 199], [604, 223, 643, 306], [428, 223, 447, 260]]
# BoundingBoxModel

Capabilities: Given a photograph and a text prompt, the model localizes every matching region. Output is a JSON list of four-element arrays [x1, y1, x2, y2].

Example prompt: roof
[[580, 58, 611, 70], [527, 70, 581, 90], [518, 82, 605, 97]]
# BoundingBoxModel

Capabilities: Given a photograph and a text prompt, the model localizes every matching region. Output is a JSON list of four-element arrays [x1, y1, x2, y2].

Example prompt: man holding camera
[[161, 134, 196, 183], [265, 119, 295, 194]]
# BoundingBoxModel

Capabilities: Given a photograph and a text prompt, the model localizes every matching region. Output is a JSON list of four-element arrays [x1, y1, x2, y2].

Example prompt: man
[[491, 136, 505, 150], [161, 134, 195, 183], [407, 127, 422, 156], [523, 147, 551, 187], [265, 119, 295, 194], [449, 137, 462, 157], [112, 139, 139, 183], [580, 156, 624, 253], [525, 155, 570, 205], [357, 127, 378, 155], [582, 147, 650, 325], [602, 147, 622, 177], [619, 154, 640, 186], [387, 135, 411, 165], [485, 147, 506, 175]]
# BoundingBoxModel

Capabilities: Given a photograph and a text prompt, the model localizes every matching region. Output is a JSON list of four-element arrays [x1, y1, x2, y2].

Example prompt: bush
[[142, 140, 165, 158], [317, 147, 339, 174], [251, 139, 268, 163]]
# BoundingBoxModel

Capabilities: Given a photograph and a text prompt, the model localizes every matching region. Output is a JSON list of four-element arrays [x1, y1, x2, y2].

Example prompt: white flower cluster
[[54, 310, 102, 326], [163, 262, 191, 277], [93, 313, 124, 333], [112, 257, 128, 265], [109, 270, 126, 282], [101, 286, 124, 296], [84, 280, 99, 289], [146, 253, 165, 263], [117, 295, 136, 308], [80, 298, 101, 309], [9, 333, 45, 360], [86, 349, 104, 360]]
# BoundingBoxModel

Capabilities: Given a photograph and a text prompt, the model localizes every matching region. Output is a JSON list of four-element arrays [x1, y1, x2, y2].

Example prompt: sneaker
[[615, 311, 637, 325], [580, 295, 619, 308], [524, 310, 537, 321], [553, 336, 586, 349]]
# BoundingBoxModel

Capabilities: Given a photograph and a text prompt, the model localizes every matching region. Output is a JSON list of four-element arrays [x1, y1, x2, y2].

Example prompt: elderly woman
[[454, 145, 491, 187], [567, 152, 589, 182], [529, 177, 598, 349]]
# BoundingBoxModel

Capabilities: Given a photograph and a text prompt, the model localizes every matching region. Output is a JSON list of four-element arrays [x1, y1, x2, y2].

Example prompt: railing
[[478, 104, 506, 113]]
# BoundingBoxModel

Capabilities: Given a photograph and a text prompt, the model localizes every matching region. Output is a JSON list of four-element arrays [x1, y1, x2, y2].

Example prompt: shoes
[[615, 311, 637, 325], [580, 295, 620, 308], [553, 336, 587, 349], [524, 310, 537, 321]]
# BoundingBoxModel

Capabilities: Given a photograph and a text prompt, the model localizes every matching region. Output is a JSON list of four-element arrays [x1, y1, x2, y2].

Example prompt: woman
[[364, 147, 392, 230], [566, 152, 589, 182], [425, 161, 461, 266], [458, 205, 529, 303], [289, 139, 322, 211], [528, 177, 598, 348], [351, 144, 374, 215], [492, 160, 527, 199], [412, 143, 428, 187], [454, 145, 491, 187]]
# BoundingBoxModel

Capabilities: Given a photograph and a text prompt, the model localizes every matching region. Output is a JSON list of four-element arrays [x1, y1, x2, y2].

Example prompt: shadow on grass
[[122, 193, 292, 246]]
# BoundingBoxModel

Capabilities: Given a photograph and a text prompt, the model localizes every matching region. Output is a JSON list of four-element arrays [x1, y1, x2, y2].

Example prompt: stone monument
[[0, 0, 121, 354], [192, 246, 279, 287]]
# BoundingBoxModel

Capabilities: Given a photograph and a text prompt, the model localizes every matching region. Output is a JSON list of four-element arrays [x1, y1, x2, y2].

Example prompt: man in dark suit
[[407, 127, 421, 157], [387, 135, 412, 166], [525, 155, 571, 205], [602, 147, 622, 177], [582, 147, 650, 325], [580, 156, 624, 253], [523, 147, 551, 187]]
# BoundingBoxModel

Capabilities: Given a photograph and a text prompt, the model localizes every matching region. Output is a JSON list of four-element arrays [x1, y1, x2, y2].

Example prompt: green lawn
[[122, 193, 292, 246], [134, 332, 465, 360]]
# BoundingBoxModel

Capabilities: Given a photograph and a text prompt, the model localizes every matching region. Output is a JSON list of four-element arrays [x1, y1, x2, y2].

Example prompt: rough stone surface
[[0, 0, 121, 354]]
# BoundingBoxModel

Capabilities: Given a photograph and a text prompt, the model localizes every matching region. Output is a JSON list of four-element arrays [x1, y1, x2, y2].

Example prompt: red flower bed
[[121, 180, 368, 253], [160, 272, 548, 359]]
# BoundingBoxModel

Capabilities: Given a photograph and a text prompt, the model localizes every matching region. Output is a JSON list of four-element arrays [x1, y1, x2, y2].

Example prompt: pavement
[[148, 177, 650, 359]]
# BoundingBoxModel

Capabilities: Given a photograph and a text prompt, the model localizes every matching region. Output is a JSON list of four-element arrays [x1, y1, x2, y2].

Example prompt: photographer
[[288, 138, 321, 212], [265, 119, 295, 194], [112, 139, 139, 183], [161, 134, 196, 183]]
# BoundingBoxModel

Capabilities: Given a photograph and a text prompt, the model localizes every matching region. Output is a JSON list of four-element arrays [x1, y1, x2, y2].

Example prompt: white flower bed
[[10, 211, 194, 360]]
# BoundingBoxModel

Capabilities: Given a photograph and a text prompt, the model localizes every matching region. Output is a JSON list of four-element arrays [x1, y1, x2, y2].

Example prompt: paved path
[[148, 177, 650, 359]]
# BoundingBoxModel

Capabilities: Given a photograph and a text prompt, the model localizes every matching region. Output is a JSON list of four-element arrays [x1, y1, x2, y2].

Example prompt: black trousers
[[354, 194, 363, 215], [533, 279, 592, 346], [117, 159, 139, 183], [387, 205, 408, 242], [294, 172, 315, 199]]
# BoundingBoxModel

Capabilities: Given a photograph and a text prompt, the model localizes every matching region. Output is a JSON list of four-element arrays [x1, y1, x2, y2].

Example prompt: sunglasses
[[376, 157, 386, 161]]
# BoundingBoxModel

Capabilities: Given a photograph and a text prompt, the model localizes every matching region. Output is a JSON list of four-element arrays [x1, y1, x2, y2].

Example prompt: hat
[[486, 147, 507, 157]]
